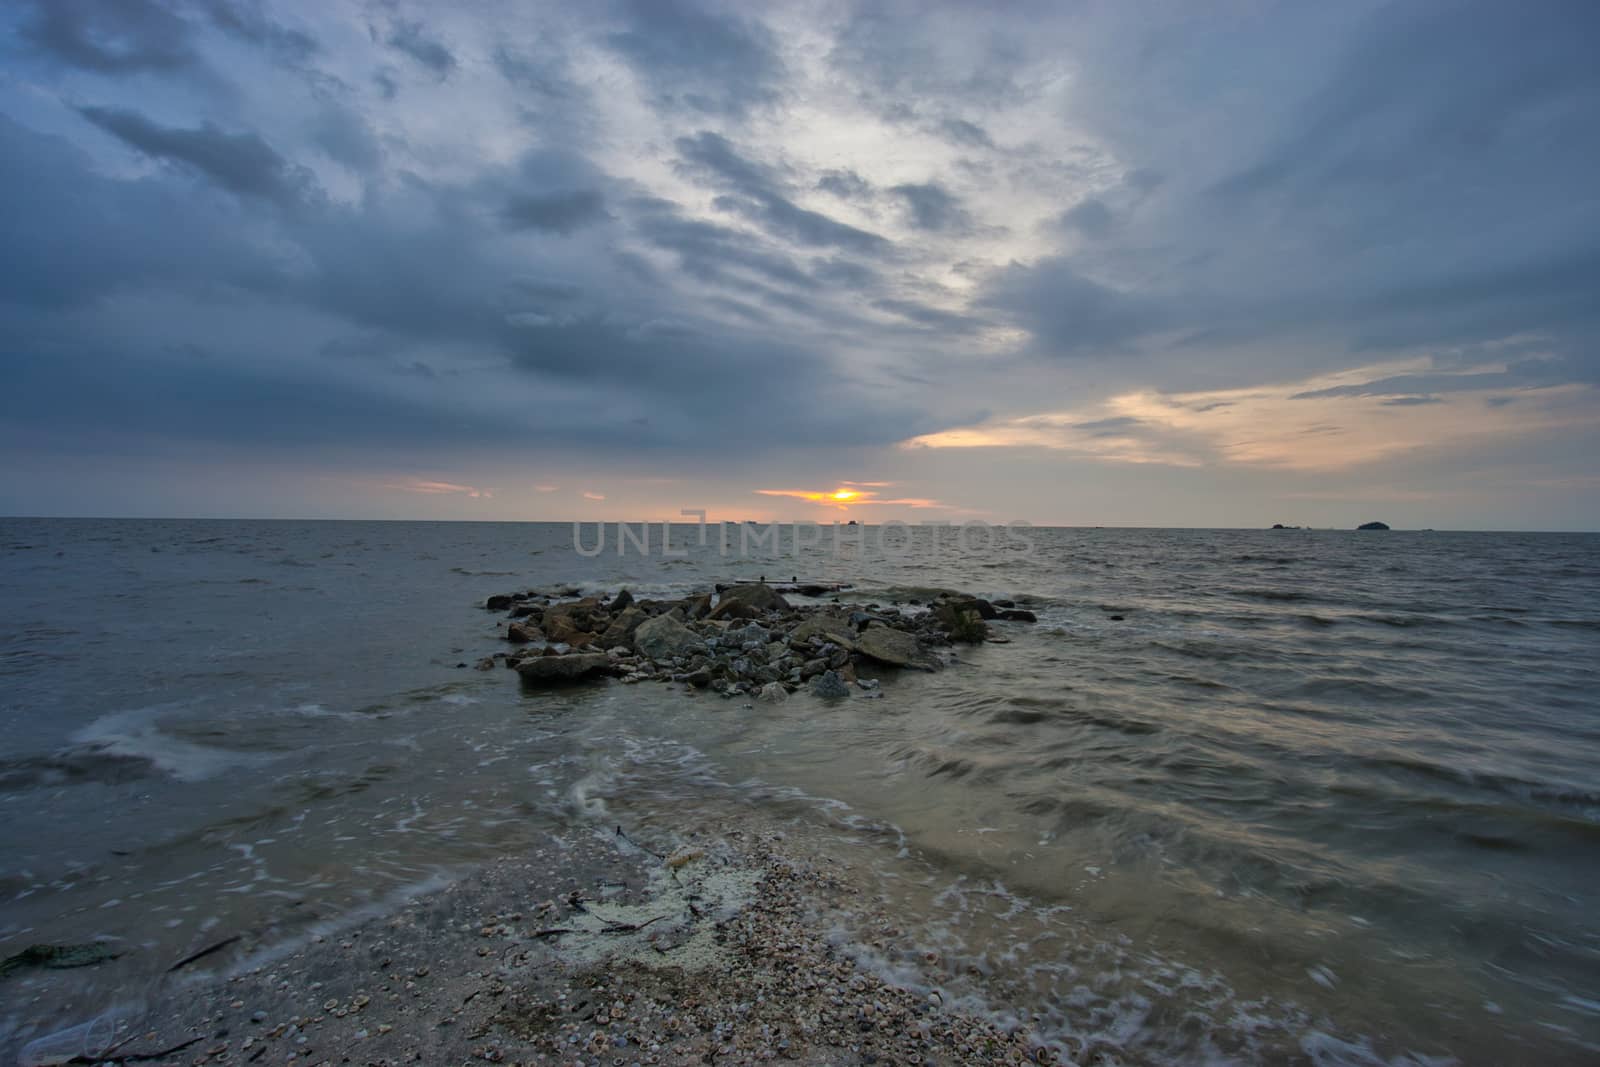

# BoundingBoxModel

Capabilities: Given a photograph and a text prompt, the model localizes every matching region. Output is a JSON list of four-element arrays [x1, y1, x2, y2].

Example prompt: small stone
[[810, 670, 851, 700]]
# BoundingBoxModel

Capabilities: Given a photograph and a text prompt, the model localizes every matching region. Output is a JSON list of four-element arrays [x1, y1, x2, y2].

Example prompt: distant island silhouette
[[1357, 521, 1391, 530]]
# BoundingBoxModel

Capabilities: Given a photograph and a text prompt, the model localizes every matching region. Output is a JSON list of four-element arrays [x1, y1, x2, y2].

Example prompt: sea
[[1, 518, 1597, 1064]]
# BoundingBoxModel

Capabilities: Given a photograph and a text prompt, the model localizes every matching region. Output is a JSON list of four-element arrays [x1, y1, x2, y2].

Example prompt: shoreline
[[18, 826, 1057, 1066]]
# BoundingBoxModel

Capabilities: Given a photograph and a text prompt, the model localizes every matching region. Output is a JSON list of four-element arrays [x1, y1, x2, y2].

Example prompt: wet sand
[[34, 827, 1053, 1066]]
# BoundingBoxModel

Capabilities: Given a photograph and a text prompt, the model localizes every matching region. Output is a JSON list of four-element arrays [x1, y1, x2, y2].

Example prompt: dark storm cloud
[[200, 0, 319, 65], [889, 182, 968, 232], [5, 0, 1598, 514], [500, 189, 609, 234], [77, 105, 315, 207], [676, 132, 890, 255], [18, 0, 198, 74], [811, 258, 878, 289], [871, 298, 981, 334], [980, 257, 1152, 356], [1290, 360, 1586, 401], [0, 114, 267, 307], [816, 169, 871, 200], [936, 118, 993, 149], [711, 195, 887, 255], [0, 115, 936, 458], [604, 0, 782, 117], [385, 19, 456, 77], [1058, 198, 1113, 238], [307, 101, 382, 170], [632, 204, 818, 293]]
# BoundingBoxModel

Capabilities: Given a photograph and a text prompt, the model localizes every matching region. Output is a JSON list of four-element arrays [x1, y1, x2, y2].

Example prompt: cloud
[[677, 132, 890, 254], [871, 298, 982, 333], [583, 490, 605, 500], [754, 487, 947, 510], [906, 359, 1599, 473], [77, 106, 314, 207], [4, 0, 1598, 526], [385, 19, 456, 78], [1058, 198, 1113, 238], [18, 0, 198, 74], [604, 0, 782, 117], [889, 182, 970, 232], [385, 478, 493, 498], [816, 169, 871, 200], [200, 0, 318, 66], [500, 189, 609, 234], [936, 118, 993, 149], [980, 257, 1152, 356]]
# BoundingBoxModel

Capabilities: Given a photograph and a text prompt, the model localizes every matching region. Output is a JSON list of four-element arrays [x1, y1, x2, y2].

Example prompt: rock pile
[[479, 583, 1038, 696]]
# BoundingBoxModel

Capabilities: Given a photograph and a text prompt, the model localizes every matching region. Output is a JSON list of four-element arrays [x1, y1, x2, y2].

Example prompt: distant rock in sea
[[1357, 521, 1391, 530]]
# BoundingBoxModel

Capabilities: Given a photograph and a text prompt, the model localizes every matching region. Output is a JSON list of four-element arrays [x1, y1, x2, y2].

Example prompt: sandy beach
[[36, 825, 1054, 1067]]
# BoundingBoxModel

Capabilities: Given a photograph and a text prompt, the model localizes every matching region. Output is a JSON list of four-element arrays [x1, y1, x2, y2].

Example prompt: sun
[[830, 488, 859, 502]]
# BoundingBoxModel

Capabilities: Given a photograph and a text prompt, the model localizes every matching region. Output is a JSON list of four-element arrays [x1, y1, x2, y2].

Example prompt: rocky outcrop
[[789, 614, 857, 650], [543, 598, 605, 644], [515, 652, 611, 685], [507, 621, 545, 644], [484, 579, 1036, 698], [599, 606, 646, 648], [633, 614, 707, 661], [1357, 521, 1391, 530], [710, 583, 791, 620], [855, 625, 937, 670]]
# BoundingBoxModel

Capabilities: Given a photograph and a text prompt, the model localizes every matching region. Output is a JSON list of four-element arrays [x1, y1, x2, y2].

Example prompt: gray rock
[[810, 670, 851, 699], [506, 621, 544, 644], [633, 614, 707, 661], [756, 682, 789, 704], [856, 625, 937, 670], [599, 605, 647, 647], [515, 653, 611, 685], [711, 583, 791, 620], [790, 615, 857, 649]]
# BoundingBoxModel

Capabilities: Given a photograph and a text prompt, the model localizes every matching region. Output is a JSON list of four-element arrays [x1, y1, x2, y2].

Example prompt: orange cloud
[[902, 358, 1598, 473], [582, 490, 606, 500], [384, 478, 494, 499], [754, 486, 947, 510]]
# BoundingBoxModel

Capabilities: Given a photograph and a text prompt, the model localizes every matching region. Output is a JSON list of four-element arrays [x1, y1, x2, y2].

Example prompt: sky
[[1, 0, 1597, 529]]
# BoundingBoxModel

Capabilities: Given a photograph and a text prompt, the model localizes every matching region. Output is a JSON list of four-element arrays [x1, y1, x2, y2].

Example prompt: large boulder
[[856, 625, 937, 670], [515, 653, 611, 685], [790, 614, 857, 650], [633, 614, 707, 661], [599, 606, 647, 648], [932, 602, 988, 643], [543, 598, 604, 643], [940, 596, 998, 620], [711, 583, 790, 620], [507, 621, 545, 644]]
